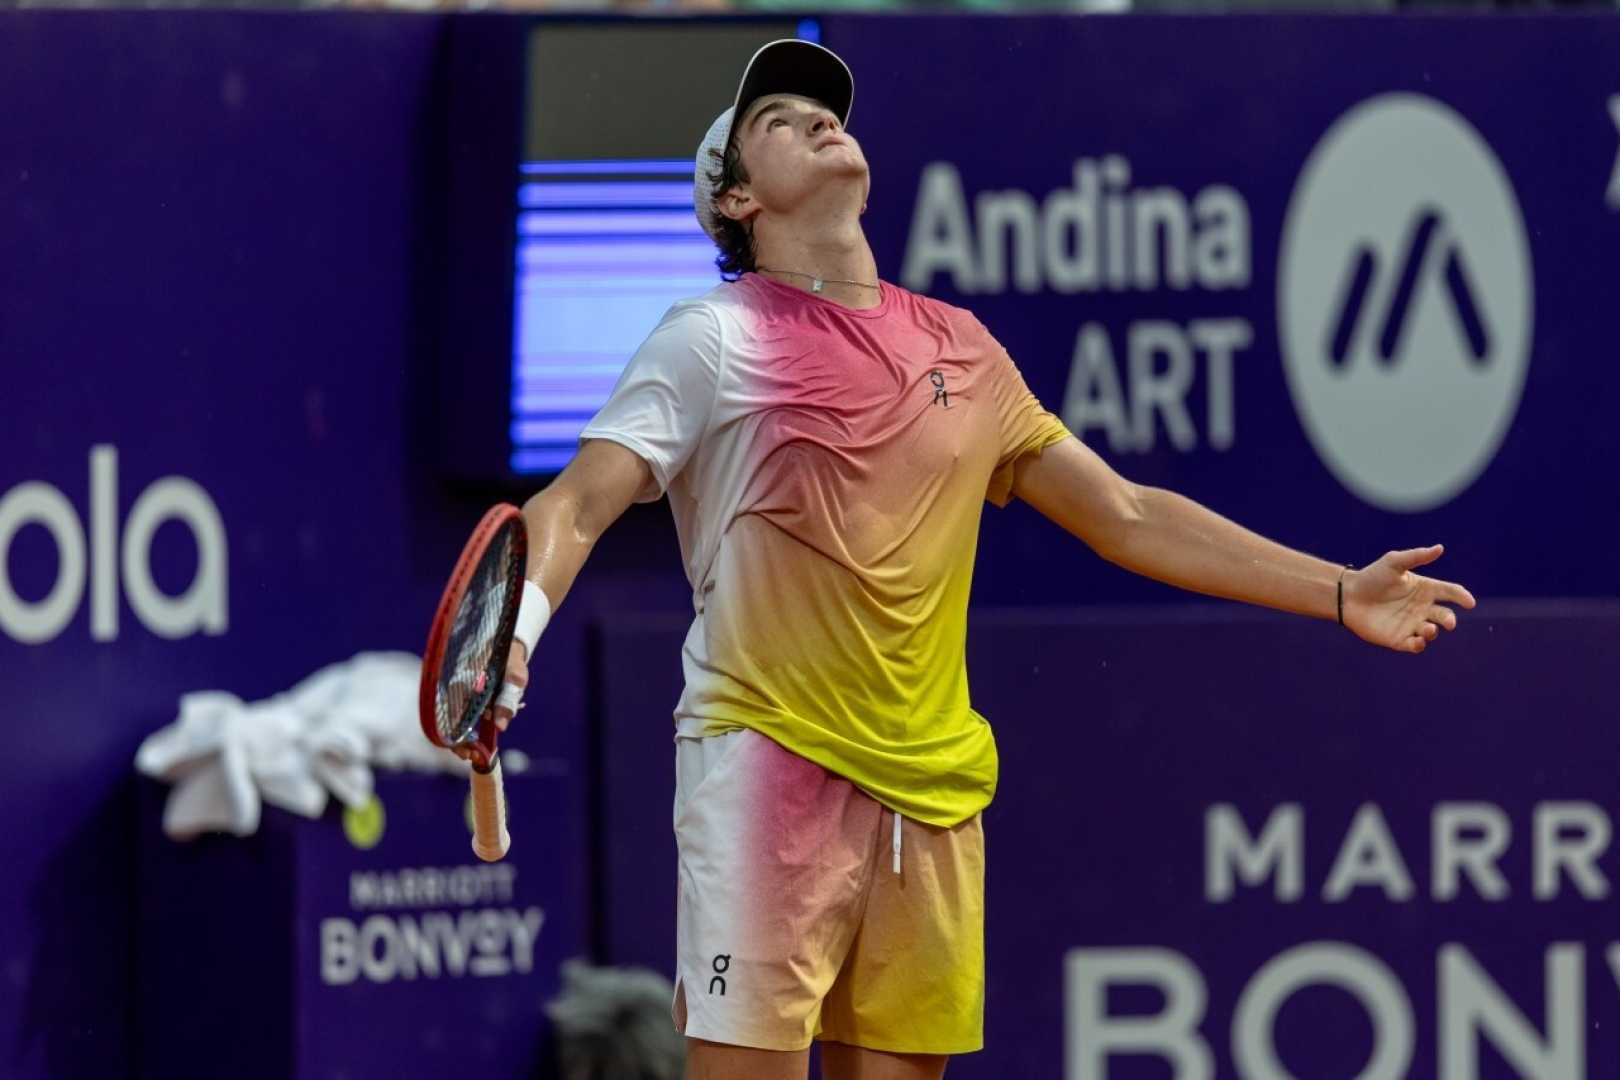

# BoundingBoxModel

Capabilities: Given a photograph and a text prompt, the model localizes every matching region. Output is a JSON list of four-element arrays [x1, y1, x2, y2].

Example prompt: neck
[[752, 209, 880, 310]]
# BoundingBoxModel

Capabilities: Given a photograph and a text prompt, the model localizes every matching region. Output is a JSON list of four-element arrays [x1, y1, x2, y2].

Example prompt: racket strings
[[436, 522, 523, 743]]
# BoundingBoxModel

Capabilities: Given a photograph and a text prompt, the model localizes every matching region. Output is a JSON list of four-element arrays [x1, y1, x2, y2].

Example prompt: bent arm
[[1011, 436, 1343, 620]]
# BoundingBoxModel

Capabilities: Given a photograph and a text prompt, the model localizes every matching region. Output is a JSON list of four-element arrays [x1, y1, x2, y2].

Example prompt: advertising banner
[[829, 14, 1620, 605], [0, 16, 502, 1077]]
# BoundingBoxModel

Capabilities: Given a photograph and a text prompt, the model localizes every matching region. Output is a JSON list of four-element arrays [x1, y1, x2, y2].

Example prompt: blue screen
[[510, 21, 820, 475]]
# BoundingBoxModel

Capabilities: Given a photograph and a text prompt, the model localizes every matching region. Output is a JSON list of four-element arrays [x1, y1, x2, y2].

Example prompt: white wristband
[[512, 579, 551, 658]]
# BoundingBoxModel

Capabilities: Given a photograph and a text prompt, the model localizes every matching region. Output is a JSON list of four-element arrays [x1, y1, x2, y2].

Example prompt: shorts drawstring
[[892, 809, 903, 875]]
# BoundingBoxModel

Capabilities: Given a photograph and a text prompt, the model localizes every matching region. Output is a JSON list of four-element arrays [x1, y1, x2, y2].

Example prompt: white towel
[[136, 651, 469, 840]]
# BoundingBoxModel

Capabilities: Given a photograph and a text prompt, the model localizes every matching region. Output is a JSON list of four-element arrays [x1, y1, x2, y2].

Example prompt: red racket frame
[[418, 503, 527, 772]]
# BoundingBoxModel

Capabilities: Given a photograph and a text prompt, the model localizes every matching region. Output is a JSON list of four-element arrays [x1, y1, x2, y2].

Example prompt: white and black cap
[[693, 39, 855, 242]]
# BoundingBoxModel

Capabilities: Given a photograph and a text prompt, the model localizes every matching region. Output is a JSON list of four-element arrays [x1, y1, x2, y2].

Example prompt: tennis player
[[497, 40, 1477, 1080]]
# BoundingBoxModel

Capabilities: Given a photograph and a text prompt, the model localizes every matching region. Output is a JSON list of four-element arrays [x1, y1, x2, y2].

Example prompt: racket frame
[[418, 503, 527, 773]]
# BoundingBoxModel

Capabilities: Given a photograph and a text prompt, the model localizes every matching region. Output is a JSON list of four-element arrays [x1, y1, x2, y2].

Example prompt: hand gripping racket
[[420, 504, 527, 862]]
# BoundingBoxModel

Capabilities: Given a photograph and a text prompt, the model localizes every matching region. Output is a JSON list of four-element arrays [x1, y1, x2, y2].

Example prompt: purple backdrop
[[3, 10, 1619, 1079], [134, 771, 581, 1079], [1, 15, 449, 1077], [597, 602, 1620, 1077], [0, 15, 628, 1077], [840, 13, 1620, 605]]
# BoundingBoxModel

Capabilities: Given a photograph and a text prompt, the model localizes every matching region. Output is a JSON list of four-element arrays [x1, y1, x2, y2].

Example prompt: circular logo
[[342, 794, 387, 850], [1278, 94, 1533, 511]]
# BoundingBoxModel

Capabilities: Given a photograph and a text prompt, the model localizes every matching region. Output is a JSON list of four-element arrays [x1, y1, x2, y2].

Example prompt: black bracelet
[[1337, 564, 1354, 626]]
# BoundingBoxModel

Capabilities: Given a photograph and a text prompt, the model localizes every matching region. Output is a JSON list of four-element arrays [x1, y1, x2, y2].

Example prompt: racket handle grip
[[469, 755, 511, 862]]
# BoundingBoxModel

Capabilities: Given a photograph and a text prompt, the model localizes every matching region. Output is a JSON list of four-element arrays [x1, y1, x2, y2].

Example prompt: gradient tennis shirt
[[581, 273, 1071, 827]]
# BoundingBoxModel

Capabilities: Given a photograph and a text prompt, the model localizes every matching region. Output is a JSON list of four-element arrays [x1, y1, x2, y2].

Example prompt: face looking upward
[[718, 93, 871, 228]]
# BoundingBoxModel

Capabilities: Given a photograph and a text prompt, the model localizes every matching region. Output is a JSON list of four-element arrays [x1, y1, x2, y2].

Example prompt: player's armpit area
[[1008, 435, 1142, 561]]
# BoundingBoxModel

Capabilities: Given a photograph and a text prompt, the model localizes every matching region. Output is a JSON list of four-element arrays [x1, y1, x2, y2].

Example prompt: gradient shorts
[[671, 728, 986, 1054]]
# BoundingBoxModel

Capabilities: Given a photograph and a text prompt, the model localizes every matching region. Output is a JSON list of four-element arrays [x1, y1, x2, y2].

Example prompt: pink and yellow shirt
[[581, 273, 1071, 827]]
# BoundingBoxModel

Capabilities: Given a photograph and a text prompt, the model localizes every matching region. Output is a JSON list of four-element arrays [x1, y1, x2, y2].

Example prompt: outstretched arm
[[1010, 436, 1477, 654], [520, 438, 650, 614], [494, 438, 651, 728]]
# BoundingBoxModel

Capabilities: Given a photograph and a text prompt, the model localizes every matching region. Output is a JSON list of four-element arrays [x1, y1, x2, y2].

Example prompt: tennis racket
[[419, 504, 527, 862]]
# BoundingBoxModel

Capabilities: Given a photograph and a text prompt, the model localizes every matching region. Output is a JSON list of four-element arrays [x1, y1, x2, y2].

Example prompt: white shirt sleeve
[[579, 298, 723, 503]]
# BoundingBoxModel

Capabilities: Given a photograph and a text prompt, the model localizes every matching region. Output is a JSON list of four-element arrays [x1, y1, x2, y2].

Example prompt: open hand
[[1343, 545, 1477, 654]]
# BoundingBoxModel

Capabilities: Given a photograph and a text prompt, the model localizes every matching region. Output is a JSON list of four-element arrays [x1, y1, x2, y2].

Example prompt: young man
[[497, 40, 1476, 1080]]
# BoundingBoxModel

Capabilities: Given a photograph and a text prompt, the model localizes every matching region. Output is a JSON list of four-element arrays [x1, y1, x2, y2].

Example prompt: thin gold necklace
[[757, 267, 880, 295]]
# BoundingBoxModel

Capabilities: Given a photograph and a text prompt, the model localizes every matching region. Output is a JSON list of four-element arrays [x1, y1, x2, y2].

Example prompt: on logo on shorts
[[710, 953, 730, 995]]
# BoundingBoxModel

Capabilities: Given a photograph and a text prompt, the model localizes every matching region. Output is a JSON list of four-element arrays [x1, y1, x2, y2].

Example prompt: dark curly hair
[[705, 138, 755, 280]]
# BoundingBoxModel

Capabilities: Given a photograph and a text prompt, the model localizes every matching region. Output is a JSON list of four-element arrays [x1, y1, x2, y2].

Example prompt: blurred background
[[2, 2, 1618, 1078]]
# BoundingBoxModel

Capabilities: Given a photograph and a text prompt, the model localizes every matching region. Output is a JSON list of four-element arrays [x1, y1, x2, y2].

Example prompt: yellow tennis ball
[[343, 795, 387, 850]]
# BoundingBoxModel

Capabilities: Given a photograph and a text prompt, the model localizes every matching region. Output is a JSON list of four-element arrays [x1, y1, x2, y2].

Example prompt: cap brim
[[732, 40, 854, 135]]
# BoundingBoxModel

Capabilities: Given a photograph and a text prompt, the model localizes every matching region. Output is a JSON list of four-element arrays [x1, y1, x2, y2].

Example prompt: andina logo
[[1277, 94, 1533, 512], [0, 445, 228, 644]]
